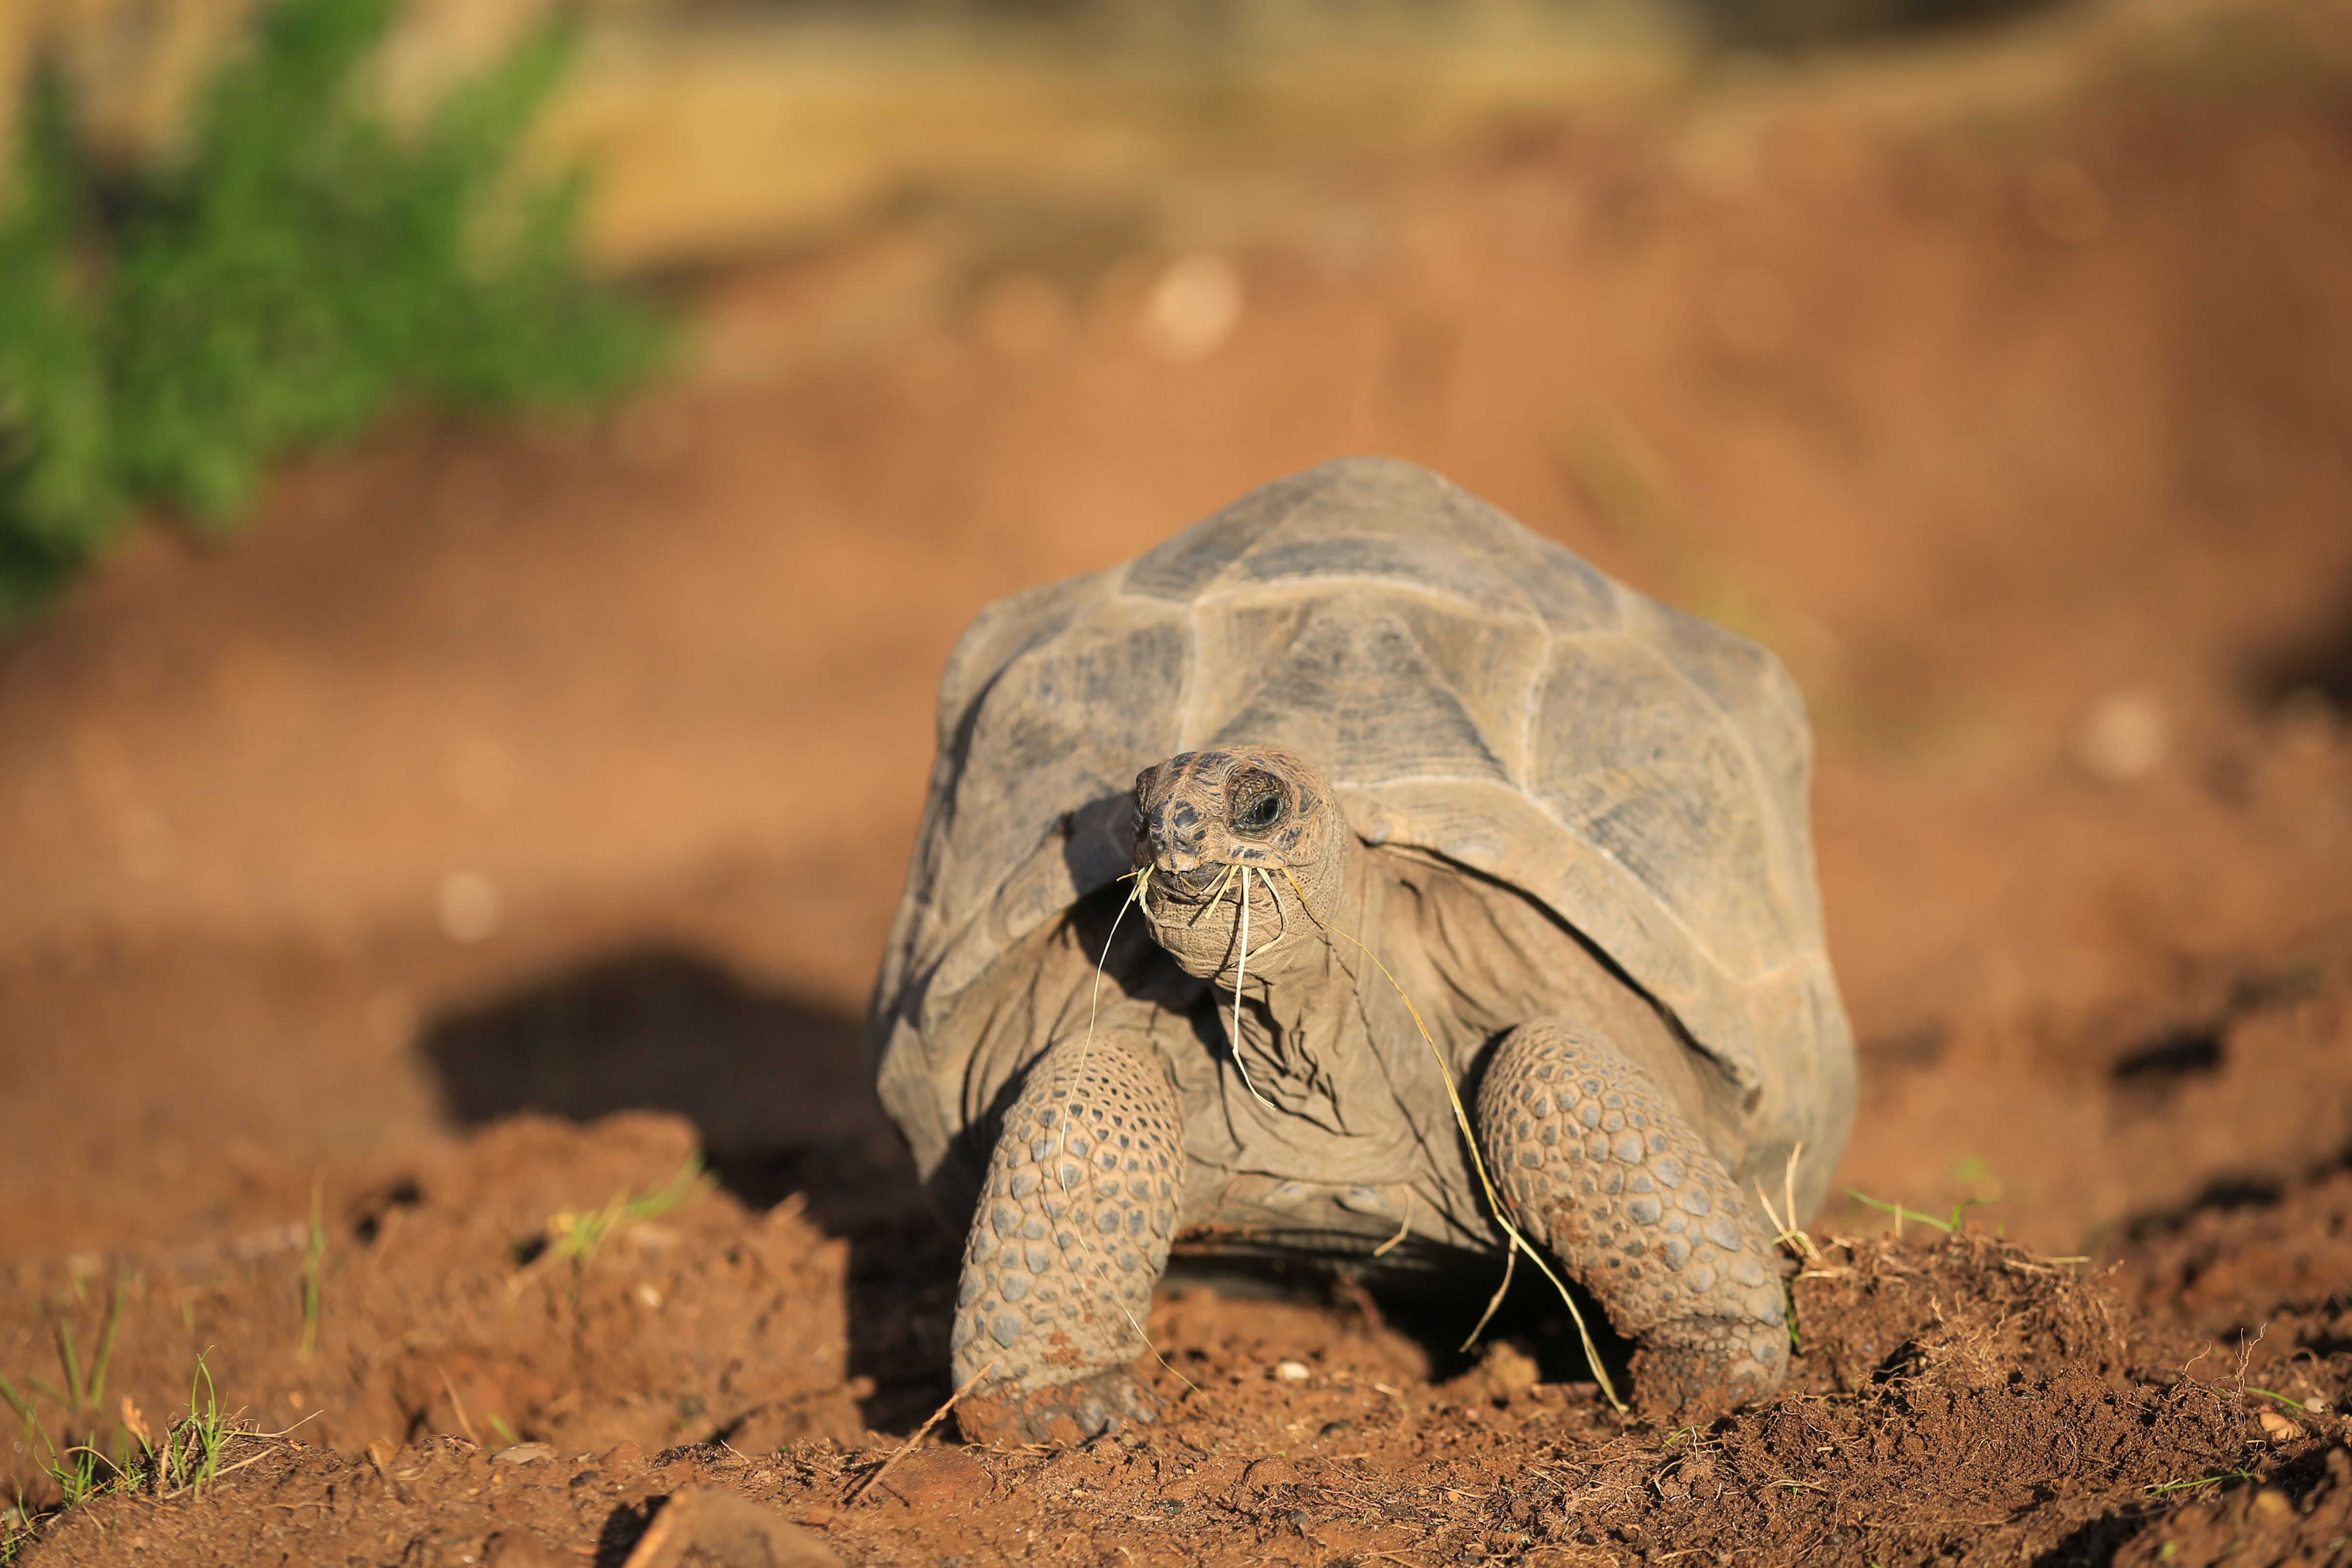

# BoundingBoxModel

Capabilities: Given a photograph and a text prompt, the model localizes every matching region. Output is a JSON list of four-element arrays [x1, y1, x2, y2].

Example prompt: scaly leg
[[952, 1031, 1183, 1444], [1478, 1019, 1788, 1420]]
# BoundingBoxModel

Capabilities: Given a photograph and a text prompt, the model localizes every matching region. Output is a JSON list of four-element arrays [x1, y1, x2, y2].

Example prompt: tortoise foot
[[957, 1367, 1159, 1446], [1478, 1018, 1789, 1420], [949, 1031, 1184, 1437], [1630, 1325, 1790, 1424]]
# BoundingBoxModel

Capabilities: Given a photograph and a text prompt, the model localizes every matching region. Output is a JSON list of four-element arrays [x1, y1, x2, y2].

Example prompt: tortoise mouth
[[1137, 857, 1256, 900]]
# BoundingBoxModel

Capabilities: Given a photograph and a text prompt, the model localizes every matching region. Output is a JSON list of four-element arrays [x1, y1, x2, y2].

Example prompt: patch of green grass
[[2, 1343, 267, 1548], [542, 1155, 715, 1272], [159, 1349, 232, 1499], [0, 0, 662, 627], [39, 1445, 110, 1512]]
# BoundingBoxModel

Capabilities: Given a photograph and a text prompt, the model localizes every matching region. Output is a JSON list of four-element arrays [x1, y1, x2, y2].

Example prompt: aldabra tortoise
[[869, 457, 1855, 1443]]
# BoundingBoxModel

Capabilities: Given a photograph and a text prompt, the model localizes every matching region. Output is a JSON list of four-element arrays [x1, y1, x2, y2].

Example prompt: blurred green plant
[[0, 0, 662, 626]]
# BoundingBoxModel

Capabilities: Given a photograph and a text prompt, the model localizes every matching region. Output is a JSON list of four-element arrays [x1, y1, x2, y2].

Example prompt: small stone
[[2258, 1408, 2301, 1442], [2075, 688, 2166, 782], [493, 1442, 554, 1466], [601, 1441, 645, 1474], [1276, 1360, 1312, 1382], [2251, 1488, 2293, 1520], [1472, 1341, 1542, 1401]]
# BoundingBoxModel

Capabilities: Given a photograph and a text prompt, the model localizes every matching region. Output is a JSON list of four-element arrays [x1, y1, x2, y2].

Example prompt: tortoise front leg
[[1477, 1020, 1788, 1421], [951, 1031, 1183, 1445]]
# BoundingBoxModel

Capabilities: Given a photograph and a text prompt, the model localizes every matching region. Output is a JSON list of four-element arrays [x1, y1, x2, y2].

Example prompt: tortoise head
[[1130, 746, 1352, 981]]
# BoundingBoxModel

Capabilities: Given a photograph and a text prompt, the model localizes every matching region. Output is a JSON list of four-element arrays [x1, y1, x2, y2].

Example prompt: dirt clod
[[621, 1485, 842, 1568], [871, 1448, 995, 1509]]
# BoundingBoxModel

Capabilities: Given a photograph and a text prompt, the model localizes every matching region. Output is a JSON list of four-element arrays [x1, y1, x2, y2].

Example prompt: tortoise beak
[[1144, 797, 1214, 881]]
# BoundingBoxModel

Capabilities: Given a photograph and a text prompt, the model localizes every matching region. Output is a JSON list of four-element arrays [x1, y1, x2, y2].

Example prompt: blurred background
[[2, 0, 2349, 1274]]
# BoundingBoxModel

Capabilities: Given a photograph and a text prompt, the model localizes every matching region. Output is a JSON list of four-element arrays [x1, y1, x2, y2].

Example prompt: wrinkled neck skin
[[1133, 746, 1361, 992]]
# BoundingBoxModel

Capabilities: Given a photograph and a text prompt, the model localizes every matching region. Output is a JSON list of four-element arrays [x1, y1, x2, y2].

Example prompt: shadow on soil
[[2123, 1140, 2352, 1245], [412, 945, 1649, 1425], [2249, 575, 2352, 713], [417, 946, 962, 1430]]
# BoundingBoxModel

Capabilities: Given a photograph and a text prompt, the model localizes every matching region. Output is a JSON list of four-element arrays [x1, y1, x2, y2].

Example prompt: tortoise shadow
[[417, 945, 960, 1432]]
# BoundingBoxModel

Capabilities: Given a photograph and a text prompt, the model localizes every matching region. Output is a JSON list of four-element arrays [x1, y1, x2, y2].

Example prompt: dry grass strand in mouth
[[1188, 859, 1244, 927], [1225, 866, 1282, 1114]]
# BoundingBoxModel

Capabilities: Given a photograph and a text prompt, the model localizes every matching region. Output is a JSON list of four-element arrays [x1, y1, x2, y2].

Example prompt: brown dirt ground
[[7, 16, 2352, 1566]]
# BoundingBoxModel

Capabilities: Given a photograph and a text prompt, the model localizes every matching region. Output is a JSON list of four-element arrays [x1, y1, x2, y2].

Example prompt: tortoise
[[869, 457, 1855, 1443]]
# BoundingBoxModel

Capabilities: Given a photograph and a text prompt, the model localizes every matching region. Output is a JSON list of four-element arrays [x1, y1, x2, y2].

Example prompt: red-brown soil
[[6, 19, 2352, 1566]]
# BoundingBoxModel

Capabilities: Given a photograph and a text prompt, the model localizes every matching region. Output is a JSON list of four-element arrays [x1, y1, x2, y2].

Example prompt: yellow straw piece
[[1371, 1189, 1416, 1258]]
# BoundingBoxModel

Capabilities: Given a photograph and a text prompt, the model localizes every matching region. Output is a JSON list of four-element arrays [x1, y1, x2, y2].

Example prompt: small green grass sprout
[[1844, 1187, 1991, 1237], [46, 1278, 123, 1418], [42, 1445, 116, 1510], [298, 1179, 326, 1363], [2144, 1469, 2256, 1497], [0, 1368, 35, 1426], [164, 1348, 232, 1499], [2247, 1387, 2330, 1414], [543, 1156, 715, 1272]]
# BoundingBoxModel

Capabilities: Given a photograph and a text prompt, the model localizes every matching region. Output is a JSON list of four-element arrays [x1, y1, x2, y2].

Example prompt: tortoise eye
[[1226, 767, 1288, 838]]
